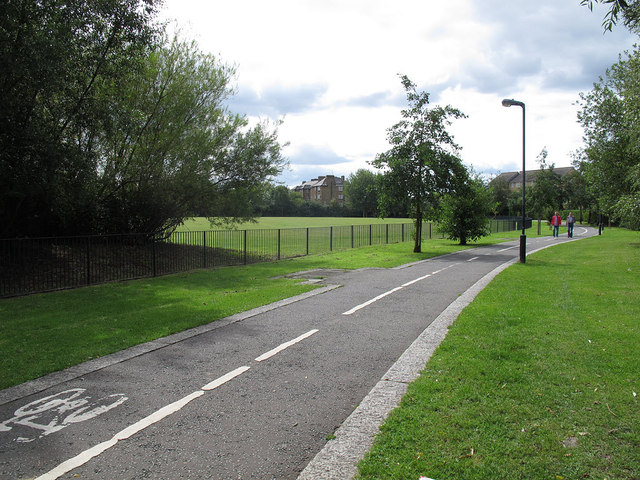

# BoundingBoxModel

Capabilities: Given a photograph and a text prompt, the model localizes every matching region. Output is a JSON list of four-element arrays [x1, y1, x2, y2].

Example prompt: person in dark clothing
[[567, 212, 575, 238]]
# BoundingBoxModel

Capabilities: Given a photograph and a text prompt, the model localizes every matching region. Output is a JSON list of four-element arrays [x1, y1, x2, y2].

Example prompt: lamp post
[[502, 98, 526, 263]]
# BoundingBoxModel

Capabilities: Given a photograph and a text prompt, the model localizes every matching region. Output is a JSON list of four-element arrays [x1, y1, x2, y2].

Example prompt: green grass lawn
[[356, 228, 640, 480]]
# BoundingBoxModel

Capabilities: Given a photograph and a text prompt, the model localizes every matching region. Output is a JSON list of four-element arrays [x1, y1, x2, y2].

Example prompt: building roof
[[493, 166, 576, 185], [293, 175, 344, 191]]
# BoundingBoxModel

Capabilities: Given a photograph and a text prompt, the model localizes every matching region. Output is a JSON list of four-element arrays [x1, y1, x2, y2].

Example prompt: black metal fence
[[0, 219, 520, 298]]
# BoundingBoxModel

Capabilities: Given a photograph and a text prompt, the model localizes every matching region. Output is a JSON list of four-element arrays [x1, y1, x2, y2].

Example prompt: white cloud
[[161, 0, 636, 186]]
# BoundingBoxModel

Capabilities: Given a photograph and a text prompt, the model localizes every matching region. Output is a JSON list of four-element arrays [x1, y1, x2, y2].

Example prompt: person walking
[[567, 212, 575, 238], [551, 211, 562, 238]]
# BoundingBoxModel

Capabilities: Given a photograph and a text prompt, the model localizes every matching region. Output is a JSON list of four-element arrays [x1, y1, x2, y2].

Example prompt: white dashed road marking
[[255, 329, 319, 362], [35, 330, 319, 480], [342, 264, 458, 316]]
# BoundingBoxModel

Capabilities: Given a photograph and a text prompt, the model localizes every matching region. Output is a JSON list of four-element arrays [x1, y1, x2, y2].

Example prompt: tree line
[[2, 0, 637, 242]]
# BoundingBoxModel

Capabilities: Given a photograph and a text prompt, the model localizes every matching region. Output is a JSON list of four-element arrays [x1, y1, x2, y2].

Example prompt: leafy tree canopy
[[577, 45, 640, 229], [0, 2, 288, 238], [581, 0, 640, 32], [372, 75, 467, 252], [438, 172, 492, 245]]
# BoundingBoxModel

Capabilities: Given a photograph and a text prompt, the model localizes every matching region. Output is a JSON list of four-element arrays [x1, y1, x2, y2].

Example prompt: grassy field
[[176, 216, 412, 231], [171, 217, 427, 259], [0, 226, 540, 391], [173, 217, 527, 259], [356, 228, 640, 480]]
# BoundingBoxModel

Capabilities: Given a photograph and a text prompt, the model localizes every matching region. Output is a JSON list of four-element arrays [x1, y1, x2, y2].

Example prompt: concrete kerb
[[297, 238, 589, 480], [0, 285, 341, 406]]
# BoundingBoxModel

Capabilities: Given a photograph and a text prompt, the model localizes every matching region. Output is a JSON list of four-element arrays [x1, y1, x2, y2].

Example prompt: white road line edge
[[202, 366, 251, 391], [255, 329, 320, 362], [343, 265, 457, 316], [36, 390, 205, 480], [38, 329, 322, 480], [402, 274, 431, 287], [341, 287, 403, 316]]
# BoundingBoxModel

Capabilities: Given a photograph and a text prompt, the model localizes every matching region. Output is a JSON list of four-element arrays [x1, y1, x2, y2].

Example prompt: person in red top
[[551, 211, 562, 238]]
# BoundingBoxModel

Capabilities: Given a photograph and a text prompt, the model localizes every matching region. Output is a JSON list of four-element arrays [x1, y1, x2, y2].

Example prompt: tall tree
[[92, 36, 287, 235], [577, 45, 640, 229], [0, 0, 162, 237], [372, 75, 466, 252], [0, 3, 288, 238]]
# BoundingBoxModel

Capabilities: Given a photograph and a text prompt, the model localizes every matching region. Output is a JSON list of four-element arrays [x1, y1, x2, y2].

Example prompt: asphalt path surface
[[0, 228, 595, 480]]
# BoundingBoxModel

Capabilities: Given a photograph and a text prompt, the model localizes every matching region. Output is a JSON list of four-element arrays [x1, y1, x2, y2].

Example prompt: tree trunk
[[414, 204, 422, 253], [537, 214, 542, 235]]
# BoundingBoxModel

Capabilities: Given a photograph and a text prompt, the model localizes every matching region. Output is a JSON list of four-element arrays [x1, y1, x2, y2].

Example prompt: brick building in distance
[[293, 175, 345, 205]]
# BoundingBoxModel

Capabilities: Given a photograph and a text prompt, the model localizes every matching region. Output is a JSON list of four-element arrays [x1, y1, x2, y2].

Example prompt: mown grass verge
[[356, 228, 640, 480]]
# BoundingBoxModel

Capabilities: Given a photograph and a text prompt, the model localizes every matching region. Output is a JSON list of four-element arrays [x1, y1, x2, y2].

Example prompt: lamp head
[[502, 98, 524, 108]]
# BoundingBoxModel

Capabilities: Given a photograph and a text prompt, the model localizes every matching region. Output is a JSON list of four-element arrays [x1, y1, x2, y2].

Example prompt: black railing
[[1, 219, 519, 298]]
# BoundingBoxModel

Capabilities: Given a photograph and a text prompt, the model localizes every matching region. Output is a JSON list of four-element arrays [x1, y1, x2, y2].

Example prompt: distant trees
[[488, 176, 513, 216], [561, 167, 593, 222], [344, 169, 380, 217], [527, 149, 562, 234], [261, 186, 304, 216], [372, 75, 467, 252], [0, 1, 287, 238]]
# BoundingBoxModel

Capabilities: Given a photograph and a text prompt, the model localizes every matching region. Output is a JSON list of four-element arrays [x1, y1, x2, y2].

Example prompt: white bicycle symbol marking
[[0, 388, 127, 443]]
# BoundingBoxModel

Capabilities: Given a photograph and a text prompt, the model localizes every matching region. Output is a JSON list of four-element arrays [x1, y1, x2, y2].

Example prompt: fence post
[[211, 230, 215, 267], [86, 237, 91, 286], [243, 230, 247, 265], [402, 223, 405, 242], [306, 228, 309, 255], [386, 224, 389, 244], [369, 225, 372, 246], [330, 226, 333, 251], [203, 231, 207, 268], [278, 229, 281, 260], [152, 239, 157, 277], [351, 225, 354, 249]]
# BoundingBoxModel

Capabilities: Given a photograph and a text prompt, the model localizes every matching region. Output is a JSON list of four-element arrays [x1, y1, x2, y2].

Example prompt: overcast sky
[[161, 0, 636, 187]]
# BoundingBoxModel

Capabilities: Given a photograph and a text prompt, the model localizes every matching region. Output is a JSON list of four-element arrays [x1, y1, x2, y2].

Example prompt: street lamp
[[502, 98, 526, 263]]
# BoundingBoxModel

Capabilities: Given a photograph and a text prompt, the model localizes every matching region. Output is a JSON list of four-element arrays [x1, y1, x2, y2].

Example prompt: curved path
[[0, 228, 595, 480]]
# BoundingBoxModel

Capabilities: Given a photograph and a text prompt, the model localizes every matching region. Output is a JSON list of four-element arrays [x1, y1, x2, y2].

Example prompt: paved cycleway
[[0, 228, 595, 479]]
